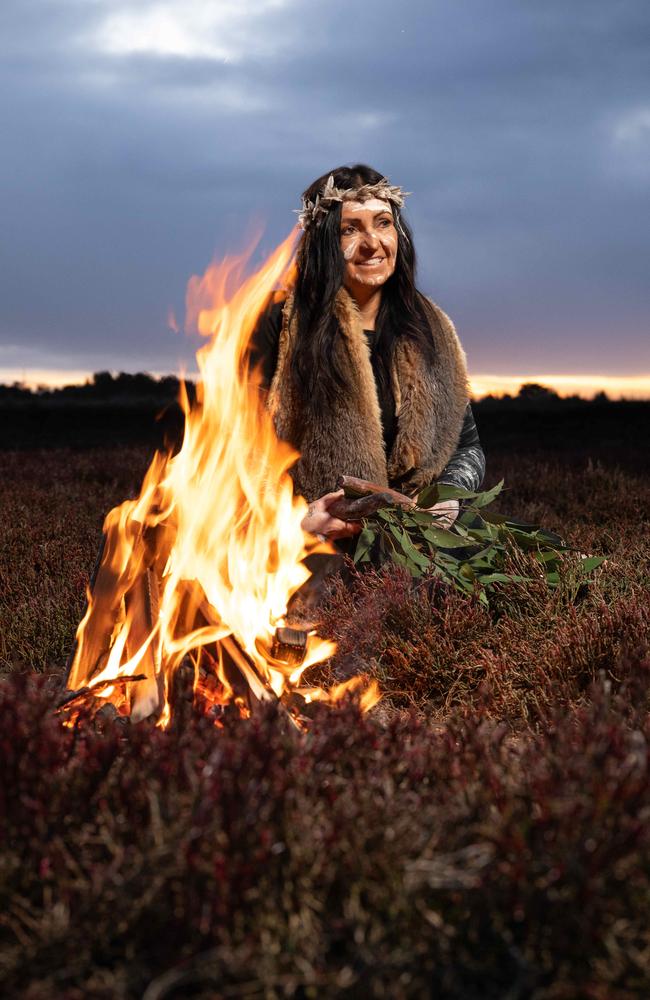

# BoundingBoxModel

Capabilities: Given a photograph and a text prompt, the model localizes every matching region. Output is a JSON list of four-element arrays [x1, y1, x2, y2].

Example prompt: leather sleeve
[[435, 404, 486, 491]]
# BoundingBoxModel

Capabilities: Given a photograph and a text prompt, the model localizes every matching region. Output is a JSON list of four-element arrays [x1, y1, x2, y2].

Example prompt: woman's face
[[339, 198, 398, 293]]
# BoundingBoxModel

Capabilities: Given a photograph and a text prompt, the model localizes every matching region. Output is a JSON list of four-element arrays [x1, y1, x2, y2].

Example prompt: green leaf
[[468, 480, 504, 509], [466, 543, 496, 560], [503, 528, 549, 551], [421, 526, 472, 549], [578, 555, 607, 573], [464, 526, 498, 544], [457, 509, 484, 527], [433, 483, 479, 502], [388, 524, 431, 570], [431, 550, 461, 568], [468, 556, 500, 571], [477, 572, 530, 585], [408, 509, 443, 526], [417, 482, 486, 507], [535, 549, 560, 564], [353, 524, 376, 564], [535, 527, 568, 548], [416, 485, 440, 508], [480, 511, 512, 526]]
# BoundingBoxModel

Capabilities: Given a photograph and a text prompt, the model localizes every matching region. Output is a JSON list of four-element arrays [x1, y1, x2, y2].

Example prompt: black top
[[250, 299, 485, 492]]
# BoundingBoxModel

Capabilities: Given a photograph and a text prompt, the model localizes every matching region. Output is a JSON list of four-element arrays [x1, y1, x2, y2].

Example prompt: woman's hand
[[424, 498, 460, 528], [301, 489, 362, 541]]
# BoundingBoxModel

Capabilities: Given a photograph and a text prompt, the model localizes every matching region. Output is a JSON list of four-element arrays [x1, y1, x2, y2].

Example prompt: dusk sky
[[1, 0, 649, 395]]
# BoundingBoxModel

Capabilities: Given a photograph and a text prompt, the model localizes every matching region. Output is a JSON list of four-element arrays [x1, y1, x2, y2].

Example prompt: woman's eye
[[341, 227, 355, 236], [379, 218, 392, 227]]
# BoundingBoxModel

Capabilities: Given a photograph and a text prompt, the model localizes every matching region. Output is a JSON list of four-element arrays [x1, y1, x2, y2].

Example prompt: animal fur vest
[[267, 289, 469, 503]]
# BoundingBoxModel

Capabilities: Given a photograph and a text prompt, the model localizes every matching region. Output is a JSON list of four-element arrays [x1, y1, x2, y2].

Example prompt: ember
[[65, 232, 379, 725]]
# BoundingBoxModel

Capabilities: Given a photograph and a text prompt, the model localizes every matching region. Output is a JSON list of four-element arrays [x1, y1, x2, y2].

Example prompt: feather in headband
[[296, 175, 410, 231]]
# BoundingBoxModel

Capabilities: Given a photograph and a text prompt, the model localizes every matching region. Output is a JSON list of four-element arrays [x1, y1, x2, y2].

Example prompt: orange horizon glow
[[469, 373, 650, 400], [4, 367, 650, 401]]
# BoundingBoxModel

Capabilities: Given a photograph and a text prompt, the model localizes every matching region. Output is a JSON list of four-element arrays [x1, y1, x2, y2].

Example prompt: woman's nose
[[361, 229, 380, 249]]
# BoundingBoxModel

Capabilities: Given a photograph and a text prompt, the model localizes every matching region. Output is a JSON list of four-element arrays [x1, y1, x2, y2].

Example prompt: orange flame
[[66, 231, 379, 724]]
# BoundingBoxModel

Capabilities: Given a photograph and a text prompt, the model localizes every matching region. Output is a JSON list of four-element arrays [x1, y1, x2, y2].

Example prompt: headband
[[296, 174, 409, 231]]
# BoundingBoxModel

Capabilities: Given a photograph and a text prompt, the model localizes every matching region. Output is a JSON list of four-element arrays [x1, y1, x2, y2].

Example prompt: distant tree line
[[478, 383, 613, 406], [0, 374, 631, 407], [0, 371, 193, 403]]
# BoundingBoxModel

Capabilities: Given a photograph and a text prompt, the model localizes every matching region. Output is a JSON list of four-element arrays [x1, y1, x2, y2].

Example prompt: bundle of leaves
[[2, 666, 650, 999], [352, 481, 605, 605]]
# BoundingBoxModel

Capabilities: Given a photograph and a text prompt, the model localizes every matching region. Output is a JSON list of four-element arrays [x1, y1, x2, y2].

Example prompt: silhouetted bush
[[517, 382, 560, 402]]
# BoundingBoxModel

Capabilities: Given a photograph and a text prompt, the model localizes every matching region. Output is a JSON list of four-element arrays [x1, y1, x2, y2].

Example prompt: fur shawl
[[267, 288, 469, 502]]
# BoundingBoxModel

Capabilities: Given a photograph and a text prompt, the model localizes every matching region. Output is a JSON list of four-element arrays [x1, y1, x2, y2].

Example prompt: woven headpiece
[[296, 174, 409, 231]]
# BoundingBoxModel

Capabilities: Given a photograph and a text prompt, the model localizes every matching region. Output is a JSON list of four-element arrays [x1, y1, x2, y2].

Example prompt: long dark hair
[[290, 163, 434, 412]]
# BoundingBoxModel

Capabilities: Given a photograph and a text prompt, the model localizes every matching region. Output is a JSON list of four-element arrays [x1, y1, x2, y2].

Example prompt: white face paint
[[344, 197, 392, 215], [339, 197, 399, 294], [343, 238, 359, 261], [379, 230, 397, 255]]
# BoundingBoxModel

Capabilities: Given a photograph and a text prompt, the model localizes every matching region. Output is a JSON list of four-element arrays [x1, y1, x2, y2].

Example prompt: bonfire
[[64, 232, 379, 726]]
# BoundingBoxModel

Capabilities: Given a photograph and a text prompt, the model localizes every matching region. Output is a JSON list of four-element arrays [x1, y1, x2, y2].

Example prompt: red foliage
[[1, 670, 649, 997], [1, 445, 650, 996]]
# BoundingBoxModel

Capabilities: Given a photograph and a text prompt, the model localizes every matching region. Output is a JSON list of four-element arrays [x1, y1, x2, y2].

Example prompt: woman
[[251, 163, 485, 544]]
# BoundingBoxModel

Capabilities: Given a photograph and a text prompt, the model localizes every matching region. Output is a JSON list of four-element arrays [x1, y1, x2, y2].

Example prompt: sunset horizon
[[2, 366, 649, 401]]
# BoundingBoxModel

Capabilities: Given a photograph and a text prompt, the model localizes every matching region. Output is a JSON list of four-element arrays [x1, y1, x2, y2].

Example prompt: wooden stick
[[328, 493, 401, 521], [336, 475, 415, 508], [57, 674, 147, 711]]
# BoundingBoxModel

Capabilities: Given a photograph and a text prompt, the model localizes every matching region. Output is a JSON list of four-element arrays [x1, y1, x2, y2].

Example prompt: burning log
[[273, 626, 308, 666], [56, 674, 147, 722], [168, 657, 196, 731], [124, 567, 165, 721]]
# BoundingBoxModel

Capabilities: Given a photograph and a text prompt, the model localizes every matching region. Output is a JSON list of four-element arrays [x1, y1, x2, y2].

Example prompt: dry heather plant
[[1, 671, 649, 998], [0, 439, 649, 997]]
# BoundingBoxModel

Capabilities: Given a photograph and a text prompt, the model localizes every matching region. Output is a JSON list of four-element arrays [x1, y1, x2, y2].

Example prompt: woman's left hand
[[424, 498, 460, 528]]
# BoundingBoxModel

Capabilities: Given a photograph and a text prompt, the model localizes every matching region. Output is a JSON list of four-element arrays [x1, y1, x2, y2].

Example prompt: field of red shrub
[[1, 422, 649, 997]]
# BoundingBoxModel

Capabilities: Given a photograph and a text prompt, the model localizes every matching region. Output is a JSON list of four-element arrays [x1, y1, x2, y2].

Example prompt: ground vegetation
[[0, 404, 648, 997]]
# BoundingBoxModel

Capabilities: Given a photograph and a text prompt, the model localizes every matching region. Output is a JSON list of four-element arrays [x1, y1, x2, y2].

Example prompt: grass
[[0, 448, 148, 673], [1, 434, 649, 997]]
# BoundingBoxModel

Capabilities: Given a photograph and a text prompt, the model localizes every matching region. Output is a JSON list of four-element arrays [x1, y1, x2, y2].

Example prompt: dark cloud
[[0, 0, 648, 378]]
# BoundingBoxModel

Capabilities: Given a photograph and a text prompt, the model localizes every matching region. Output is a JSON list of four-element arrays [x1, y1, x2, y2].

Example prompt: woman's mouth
[[356, 257, 385, 267]]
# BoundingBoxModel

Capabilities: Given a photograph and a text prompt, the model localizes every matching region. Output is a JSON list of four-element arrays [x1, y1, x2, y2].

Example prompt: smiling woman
[[339, 199, 398, 286], [250, 163, 485, 547]]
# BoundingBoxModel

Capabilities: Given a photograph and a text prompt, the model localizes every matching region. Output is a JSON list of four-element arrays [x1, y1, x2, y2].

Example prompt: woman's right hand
[[301, 489, 362, 541]]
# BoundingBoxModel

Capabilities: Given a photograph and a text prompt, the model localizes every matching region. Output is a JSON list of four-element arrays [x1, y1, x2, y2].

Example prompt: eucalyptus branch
[[350, 480, 604, 605]]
